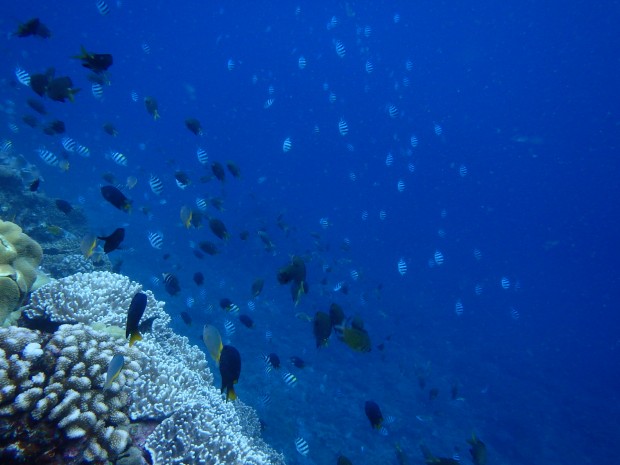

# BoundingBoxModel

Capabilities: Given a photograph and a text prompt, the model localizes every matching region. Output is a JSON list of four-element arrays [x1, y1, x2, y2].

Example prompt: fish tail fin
[[227, 387, 237, 401], [129, 332, 142, 347]]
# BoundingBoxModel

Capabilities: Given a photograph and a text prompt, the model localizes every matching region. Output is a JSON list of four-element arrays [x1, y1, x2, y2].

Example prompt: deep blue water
[[1, 1, 619, 464]]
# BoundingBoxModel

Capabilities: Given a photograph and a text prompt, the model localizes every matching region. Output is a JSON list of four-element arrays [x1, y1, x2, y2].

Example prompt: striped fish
[[147, 231, 164, 249], [15, 67, 30, 86], [149, 174, 163, 195], [96, 0, 110, 15], [295, 437, 309, 456], [282, 372, 297, 387]]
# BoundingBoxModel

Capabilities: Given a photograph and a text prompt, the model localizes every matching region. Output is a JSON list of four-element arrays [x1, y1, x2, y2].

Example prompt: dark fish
[[313, 311, 332, 348], [289, 356, 305, 369], [103, 122, 118, 136], [211, 161, 226, 182], [226, 161, 241, 178], [46, 77, 79, 102], [251, 278, 264, 297], [266, 353, 280, 369], [198, 241, 219, 255], [193, 272, 204, 285], [27, 98, 46, 114], [97, 227, 125, 253], [329, 303, 345, 328], [239, 314, 254, 328], [144, 96, 160, 120], [219, 345, 241, 401], [277, 256, 306, 285], [29, 178, 40, 192], [420, 444, 460, 465], [45, 120, 65, 134], [74, 46, 113, 73], [101, 185, 132, 212], [15, 18, 51, 38], [467, 434, 487, 465], [180, 311, 192, 326], [138, 316, 157, 334], [342, 327, 371, 352], [102, 172, 116, 184], [22, 115, 38, 128], [209, 196, 225, 211], [163, 273, 181, 296], [29, 69, 54, 97], [126, 292, 147, 346], [239, 230, 250, 240], [193, 250, 204, 259], [337, 456, 353, 465], [55, 199, 73, 214], [364, 400, 384, 430], [429, 387, 439, 401], [174, 171, 191, 188], [208, 218, 229, 240], [185, 118, 202, 135], [219, 298, 235, 311]]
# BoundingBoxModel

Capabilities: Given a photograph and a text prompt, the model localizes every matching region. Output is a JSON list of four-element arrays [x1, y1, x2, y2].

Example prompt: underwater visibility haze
[[0, 1, 619, 464]]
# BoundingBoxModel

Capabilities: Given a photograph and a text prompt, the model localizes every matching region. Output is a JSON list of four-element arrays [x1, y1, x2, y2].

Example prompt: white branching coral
[[23, 271, 169, 328], [4, 271, 284, 465], [0, 323, 141, 462], [145, 402, 285, 465]]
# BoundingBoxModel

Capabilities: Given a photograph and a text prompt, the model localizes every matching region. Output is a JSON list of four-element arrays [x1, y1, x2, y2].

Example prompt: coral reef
[[6, 271, 285, 464], [0, 324, 141, 463], [23, 271, 169, 329], [0, 166, 111, 279], [0, 220, 43, 325]]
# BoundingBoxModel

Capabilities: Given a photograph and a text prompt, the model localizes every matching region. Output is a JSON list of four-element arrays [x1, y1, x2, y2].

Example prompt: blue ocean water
[[1, 1, 619, 464]]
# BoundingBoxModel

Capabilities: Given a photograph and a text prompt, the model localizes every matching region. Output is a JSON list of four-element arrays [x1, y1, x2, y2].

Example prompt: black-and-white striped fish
[[295, 437, 309, 456], [96, 0, 110, 15], [149, 174, 163, 195], [108, 151, 127, 166], [147, 231, 164, 249], [15, 67, 30, 86]]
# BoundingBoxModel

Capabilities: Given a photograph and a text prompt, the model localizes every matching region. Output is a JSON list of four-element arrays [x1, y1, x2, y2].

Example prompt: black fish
[[251, 278, 264, 297], [15, 18, 51, 38], [219, 345, 241, 401], [144, 96, 160, 120], [266, 353, 280, 369], [97, 227, 125, 253], [101, 185, 132, 212], [27, 98, 46, 114], [126, 292, 147, 346], [29, 178, 40, 192], [211, 162, 226, 182], [22, 115, 38, 128], [226, 161, 241, 178], [289, 356, 305, 369], [44, 120, 65, 134], [313, 311, 332, 348], [29, 69, 54, 97], [193, 272, 204, 286], [163, 273, 181, 296], [364, 400, 384, 430], [180, 311, 192, 326], [103, 122, 118, 136], [239, 314, 254, 328], [185, 118, 202, 135], [208, 218, 229, 240], [198, 241, 218, 255], [75, 46, 113, 73], [47, 77, 79, 102], [55, 199, 73, 214]]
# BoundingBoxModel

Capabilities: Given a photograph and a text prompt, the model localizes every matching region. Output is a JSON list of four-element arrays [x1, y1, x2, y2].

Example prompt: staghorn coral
[[0, 220, 43, 325], [23, 271, 170, 329], [0, 323, 141, 463]]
